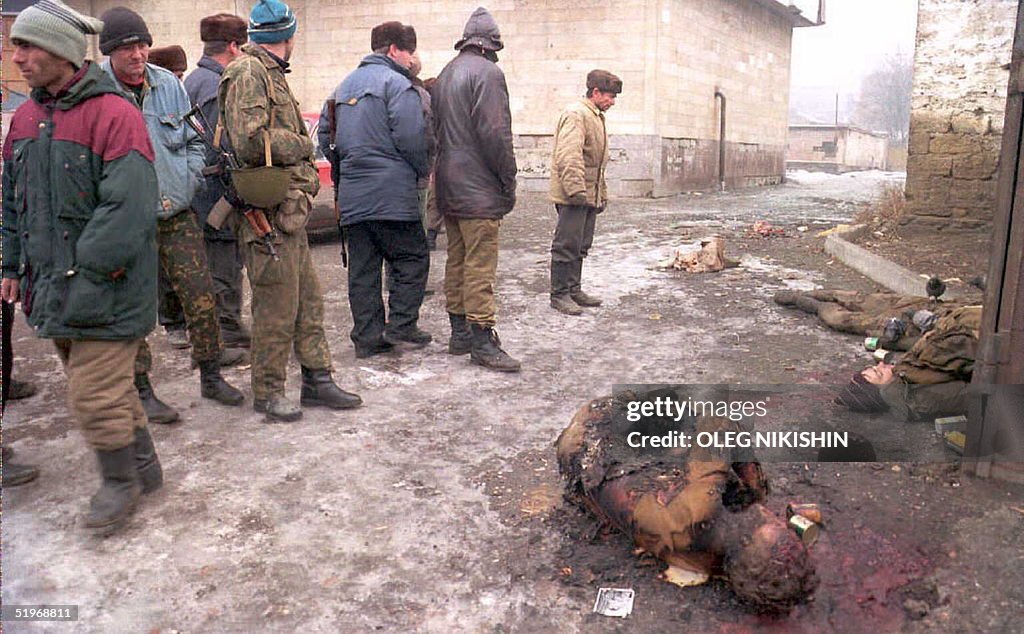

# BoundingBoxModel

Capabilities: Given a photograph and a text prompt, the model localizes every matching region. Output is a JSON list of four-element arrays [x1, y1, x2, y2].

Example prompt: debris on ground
[[657, 235, 738, 273], [749, 220, 786, 238], [593, 588, 635, 618]]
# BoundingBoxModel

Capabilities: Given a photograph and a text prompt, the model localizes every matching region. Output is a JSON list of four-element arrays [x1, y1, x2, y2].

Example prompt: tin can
[[873, 348, 892, 362], [786, 503, 823, 524], [864, 337, 880, 351], [788, 514, 820, 547]]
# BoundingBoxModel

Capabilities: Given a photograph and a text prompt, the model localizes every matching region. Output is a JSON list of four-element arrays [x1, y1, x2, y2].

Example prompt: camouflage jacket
[[217, 43, 318, 197]]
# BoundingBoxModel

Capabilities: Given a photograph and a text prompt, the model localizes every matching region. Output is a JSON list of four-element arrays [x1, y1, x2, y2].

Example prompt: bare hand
[[1, 278, 20, 304]]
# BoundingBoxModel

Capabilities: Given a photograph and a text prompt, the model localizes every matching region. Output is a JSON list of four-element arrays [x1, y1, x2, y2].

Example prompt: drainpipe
[[714, 88, 727, 192]]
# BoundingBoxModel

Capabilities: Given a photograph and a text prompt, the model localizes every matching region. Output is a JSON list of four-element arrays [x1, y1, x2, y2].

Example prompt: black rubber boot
[[133, 427, 163, 494], [2, 446, 39, 486], [300, 367, 363, 410], [199, 359, 245, 406], [551, 261, 583, 315], [469, 324, 521, 373], [254, 396, 303, 422], [569, 259, 602, 307], [85, 445, 141, 533], [135, 373, 180, 425], [448, 313, 473, 355]]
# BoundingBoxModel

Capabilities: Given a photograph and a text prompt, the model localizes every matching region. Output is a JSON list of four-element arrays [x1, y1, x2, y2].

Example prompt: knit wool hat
[[455, 7, 503, 52], [248, 0, 297, 44], [200, 13, 248, 44], [148, 45, 187, 73], [370, 21, 416, 53], [10, 0, 104, 68], [98, 7, 152, 55], [834, 373, 889, 413]]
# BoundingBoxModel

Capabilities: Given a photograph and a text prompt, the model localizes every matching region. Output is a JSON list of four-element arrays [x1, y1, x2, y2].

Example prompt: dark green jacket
[[2, 62, 159, 340]]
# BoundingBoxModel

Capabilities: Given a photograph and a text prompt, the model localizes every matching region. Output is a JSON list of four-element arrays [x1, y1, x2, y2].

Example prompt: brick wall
[[67, 0, 807, 196], [905, 0, 1017, 227]]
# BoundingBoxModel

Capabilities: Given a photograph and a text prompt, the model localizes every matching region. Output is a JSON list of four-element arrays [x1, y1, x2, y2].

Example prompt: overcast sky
[[789, 0, 919, 95]]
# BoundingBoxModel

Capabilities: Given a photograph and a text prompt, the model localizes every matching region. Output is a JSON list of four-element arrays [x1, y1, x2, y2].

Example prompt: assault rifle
[[182, 104, 280, 261]]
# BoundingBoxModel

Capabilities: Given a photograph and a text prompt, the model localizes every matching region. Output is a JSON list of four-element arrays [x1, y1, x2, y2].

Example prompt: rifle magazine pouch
[[275, 190, 313, 235]]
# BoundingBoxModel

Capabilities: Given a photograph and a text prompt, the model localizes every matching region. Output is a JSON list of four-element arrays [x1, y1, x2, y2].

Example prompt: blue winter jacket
[[318, 54, 429, 226], [102, 61, 205, 220]]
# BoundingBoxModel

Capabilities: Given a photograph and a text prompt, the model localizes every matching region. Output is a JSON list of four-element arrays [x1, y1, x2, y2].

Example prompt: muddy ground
[[3, 172, 1023, 633]]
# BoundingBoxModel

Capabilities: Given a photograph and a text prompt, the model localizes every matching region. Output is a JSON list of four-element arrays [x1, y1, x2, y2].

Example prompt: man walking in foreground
[[433, 7, 520, 372], [549, 69, 622, 316]]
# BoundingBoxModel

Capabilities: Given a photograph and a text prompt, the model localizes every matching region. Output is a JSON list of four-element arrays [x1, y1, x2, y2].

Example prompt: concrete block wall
[[905, 0, 1017, 227], [68, 0, 802, 196]]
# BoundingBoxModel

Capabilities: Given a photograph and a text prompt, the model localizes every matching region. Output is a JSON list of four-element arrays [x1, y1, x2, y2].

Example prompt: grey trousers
[[551, 204, 598, 264]]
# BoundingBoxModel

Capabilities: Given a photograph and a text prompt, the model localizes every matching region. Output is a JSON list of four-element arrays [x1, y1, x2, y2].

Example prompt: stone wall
[[66, 0, 808, 196], [905, 0, 1017, 227]]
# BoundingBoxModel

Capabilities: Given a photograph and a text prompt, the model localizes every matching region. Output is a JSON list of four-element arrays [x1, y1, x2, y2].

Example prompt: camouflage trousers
[[243, 225, 332, 400], [135, 211, 223, 374]]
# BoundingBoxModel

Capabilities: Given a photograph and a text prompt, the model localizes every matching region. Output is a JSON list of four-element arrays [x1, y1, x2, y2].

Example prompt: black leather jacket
[[432, 48, 517, 219]]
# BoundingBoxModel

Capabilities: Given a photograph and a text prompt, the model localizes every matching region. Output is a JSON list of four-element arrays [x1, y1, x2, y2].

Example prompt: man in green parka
[[2, 0, 163, 534]]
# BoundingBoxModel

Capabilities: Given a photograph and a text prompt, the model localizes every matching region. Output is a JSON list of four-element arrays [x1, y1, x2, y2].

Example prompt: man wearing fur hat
[[219, 0, 362, 422], [148, 45, 187, 79], [2, 0, 163, 533], [319, 21, 431, 359], [98, 7, 245, 424], [549, 70, 622, 316], [433, 7, 520, 372], [184, 13, 252, 351]]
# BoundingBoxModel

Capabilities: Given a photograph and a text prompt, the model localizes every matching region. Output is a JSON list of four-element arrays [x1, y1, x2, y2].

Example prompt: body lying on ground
[[774, 289, 967, 351], [555, 390, 817, 613], [835, 305, 983, 420]]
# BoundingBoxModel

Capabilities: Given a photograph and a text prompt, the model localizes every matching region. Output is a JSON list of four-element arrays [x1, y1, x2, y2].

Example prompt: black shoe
[[135, 374, 180, 425], [300, 367, 363, 410], [8, 379, 38, 400], [254, 396, 303, 422], [133, 427, 163, 494], [354, 339, 395, 359], [2, 447, 39, 487], [448, 313, 473, 355], [385, 327, 432, 348], [85, 445, 141, 534], [199, 360, 245, 406], [469, 324, 521, 373], [221, 323, 252, 348]]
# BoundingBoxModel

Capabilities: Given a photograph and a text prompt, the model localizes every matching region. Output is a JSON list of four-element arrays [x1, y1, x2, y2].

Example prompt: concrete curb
[[823, 224, 964, 300]]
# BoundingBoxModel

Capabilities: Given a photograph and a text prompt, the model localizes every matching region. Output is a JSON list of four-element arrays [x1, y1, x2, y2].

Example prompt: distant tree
[[853, 52, 913, 144]]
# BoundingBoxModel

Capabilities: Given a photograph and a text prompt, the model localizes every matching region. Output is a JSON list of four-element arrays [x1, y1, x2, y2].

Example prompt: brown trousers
[[54, 338, 145, 451], [444, 217, 500, 327]]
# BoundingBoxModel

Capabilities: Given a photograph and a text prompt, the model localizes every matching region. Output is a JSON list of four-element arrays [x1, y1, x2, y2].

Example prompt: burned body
[[556, 392, 817, 612]]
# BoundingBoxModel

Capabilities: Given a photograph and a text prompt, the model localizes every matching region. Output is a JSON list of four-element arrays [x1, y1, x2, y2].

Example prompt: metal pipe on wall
[[714, 89, 727, 192]]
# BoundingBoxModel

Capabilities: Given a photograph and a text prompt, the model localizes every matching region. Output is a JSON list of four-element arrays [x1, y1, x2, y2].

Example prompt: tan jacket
[[549, 98, 609, 208]]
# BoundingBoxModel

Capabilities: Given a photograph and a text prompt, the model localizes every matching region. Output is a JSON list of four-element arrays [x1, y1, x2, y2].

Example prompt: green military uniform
[[775, 289, 965, 351], [881, 305, 983, 420], [218, 43, 332, 402]]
